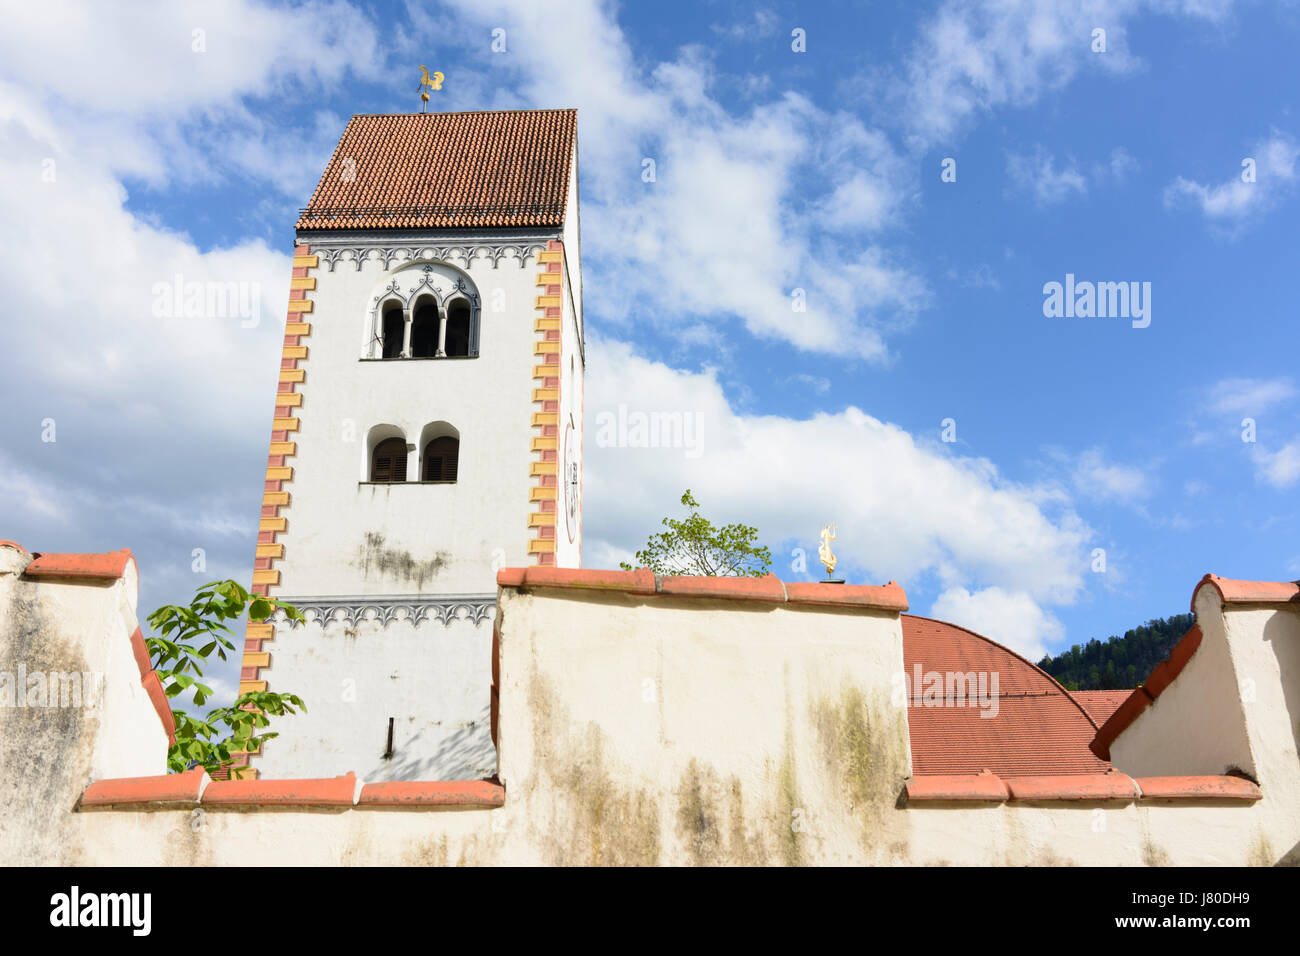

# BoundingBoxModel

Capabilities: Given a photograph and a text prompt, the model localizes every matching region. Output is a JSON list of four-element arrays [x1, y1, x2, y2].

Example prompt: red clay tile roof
[[902, 614, 1112, 776], [1071, 690, 1133, 726], [297, 109, 577, 231]]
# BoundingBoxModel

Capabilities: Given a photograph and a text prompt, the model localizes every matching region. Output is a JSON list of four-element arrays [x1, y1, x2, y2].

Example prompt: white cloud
[[0, 3, 357, 644], [1006, 147, 1088, 206], [893, 0, 1234, 148], [1164, 132, 1300, 231], [1208, 377, 1297, 416], [0, 0, 378, 115], [585, 339, 1093, 607], [1255, 440, 1300, 489], [433, 0, 926, 359], [710, 10, 780, 41], [946, 264, 1001, 290], [1100, 146, 1139, 183], [0, 457, 64, 522], [0, 1, 380, 194], [929, 586, 1064, 661], [788, 374, 831, 395], [0, 104, 289, 422], [1071, 448, 1152, 503]]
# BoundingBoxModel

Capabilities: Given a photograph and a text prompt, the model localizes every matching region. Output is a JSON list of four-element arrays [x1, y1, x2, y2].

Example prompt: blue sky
[[1, 0, 1297, 701]]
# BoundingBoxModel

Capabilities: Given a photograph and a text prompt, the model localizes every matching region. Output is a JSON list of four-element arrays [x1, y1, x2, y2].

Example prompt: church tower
[[235, 109, 583, 780]]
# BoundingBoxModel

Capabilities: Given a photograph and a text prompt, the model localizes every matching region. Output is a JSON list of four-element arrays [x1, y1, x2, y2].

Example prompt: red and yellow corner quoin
[[529, 239, 563, 566], [233, 243, 316, 779]]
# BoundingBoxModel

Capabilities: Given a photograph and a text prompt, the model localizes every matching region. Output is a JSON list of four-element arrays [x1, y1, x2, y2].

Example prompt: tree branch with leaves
[[146, 580, 307, 774], [620, 489, 772, 577]]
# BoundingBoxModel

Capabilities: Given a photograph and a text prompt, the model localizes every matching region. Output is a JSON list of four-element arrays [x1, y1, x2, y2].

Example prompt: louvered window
[[371, 438, 408, 482], [423, 437, 459, 482]]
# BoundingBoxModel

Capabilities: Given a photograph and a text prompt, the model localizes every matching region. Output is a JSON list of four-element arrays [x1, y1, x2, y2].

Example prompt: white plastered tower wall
[[554, 142, 584, 568], [246, 113, 584, 782]]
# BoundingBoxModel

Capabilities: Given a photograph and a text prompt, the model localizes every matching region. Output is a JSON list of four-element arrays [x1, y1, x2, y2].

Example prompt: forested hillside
[[1037, 613, 1195, 691]]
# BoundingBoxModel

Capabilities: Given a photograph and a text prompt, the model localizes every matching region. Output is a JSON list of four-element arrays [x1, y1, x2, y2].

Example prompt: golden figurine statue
[[818, 523, 837, 578]]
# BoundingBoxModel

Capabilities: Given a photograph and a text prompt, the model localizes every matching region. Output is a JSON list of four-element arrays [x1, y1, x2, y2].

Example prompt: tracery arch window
[[365, 265, 483, 360], [370, 437, 408, 482]]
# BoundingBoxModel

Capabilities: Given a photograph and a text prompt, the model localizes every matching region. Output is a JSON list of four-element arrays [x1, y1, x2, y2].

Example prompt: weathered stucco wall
[[492, 582, 913, 865], [1108, 605, 1254, 779], [2, 559, 1296, 866], [254, 611, 496, 782], [0, 544, 168, 865], [1220, 602, 1300, 863], [1106, 585, 1300, 865]]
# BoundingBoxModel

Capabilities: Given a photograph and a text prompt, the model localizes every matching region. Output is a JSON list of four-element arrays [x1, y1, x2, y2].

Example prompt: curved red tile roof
[[1071, 690, 1133, 726], [297, 109, 577, 231], [902, 614, 1111, 776]]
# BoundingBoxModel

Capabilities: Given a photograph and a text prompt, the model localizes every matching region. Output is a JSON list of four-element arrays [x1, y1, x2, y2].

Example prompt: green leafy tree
[[619, 489, 772, 577], [147, 580, 306, 774]]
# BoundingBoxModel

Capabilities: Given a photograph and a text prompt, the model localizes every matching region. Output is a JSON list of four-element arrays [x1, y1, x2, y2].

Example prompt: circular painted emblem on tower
[[563, 419, 578, 543]]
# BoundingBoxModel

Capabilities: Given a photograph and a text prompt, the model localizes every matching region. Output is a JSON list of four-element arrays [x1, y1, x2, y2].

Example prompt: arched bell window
[[445, 299, 471, 357], [410, 296, 439, 358], [381, 304, 404, 359], [370, 437, 408, 482], [422, 436, 459, 482]]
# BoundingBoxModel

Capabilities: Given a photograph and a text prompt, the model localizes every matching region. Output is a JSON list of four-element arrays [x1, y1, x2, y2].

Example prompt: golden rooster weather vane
[[417, 65, 444, 112], [818, 523, 838, 580]]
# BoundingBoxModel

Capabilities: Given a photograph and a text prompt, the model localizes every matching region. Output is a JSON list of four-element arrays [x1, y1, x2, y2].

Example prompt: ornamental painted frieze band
[[301, 231, 561, 272], [272, 594, 497, 629]]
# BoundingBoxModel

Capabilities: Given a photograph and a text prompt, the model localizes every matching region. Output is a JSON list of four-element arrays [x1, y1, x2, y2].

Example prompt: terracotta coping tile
[[128, 626, 151, 682], [202, 772, 359, 806], [785, 580, 909, 612], [1142, 625, 1202, 698], [498, 566, 656, 595], [657, 574, 785, 602], [903, 772, 1258, 805], [1003, 772, 1140, 801], [906, 773, 1010, 802], [80, 767, 208, 807], [497, 567, 909, 612], [1135, 775, 1262, 801], [357, 780, 505, 807], [1193, 573, 1300, 610], [23, 548, 135, 581]]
